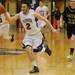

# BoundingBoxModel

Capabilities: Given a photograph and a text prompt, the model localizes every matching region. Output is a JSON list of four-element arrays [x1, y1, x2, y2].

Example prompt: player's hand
[[52, 28, 57, 32]]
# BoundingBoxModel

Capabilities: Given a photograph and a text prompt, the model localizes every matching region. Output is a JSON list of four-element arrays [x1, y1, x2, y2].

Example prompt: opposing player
[[0, 3, 14, 42], [62, 0, 75, 61], [4, 1, 56, 73]]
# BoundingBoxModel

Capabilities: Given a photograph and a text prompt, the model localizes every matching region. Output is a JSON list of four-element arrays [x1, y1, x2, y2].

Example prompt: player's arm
[[59, 15, 63, 28], [4, 12, 19, 23], [34, 12, 56, 32]]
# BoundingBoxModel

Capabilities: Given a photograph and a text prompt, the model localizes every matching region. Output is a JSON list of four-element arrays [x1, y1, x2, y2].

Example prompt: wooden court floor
[[0, 29, 75, 75]]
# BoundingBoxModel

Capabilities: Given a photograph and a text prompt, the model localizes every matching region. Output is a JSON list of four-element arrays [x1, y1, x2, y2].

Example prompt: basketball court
[[0, 28, 75, 75], [0, 0, 75, 75]]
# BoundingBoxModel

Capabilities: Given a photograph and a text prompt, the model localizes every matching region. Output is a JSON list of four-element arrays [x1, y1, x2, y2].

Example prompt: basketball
[[0, 3, 6, 15]]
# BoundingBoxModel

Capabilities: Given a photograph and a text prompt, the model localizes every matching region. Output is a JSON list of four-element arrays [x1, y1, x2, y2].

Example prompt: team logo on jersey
[[23, 18, 32, 23]]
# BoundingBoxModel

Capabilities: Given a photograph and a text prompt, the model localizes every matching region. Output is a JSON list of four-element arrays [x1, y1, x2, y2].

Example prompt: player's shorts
[[22, 32, 44, 51], [37, 20, 46, 30], [0, 23, 10, 39], [67, 25, 75, 39]]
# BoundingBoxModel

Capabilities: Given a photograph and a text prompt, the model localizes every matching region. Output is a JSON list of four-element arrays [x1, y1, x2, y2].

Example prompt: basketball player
[[35, 0, 51, 53], [0, 4, 14, 42], [35, 0, 49, 29], [4, 1, 56, 73], [62, 0, 75, 61]]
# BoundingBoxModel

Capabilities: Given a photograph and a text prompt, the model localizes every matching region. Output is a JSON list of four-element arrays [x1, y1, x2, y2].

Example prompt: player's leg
[[28, 32, 47, 73], [67, 27, 75, 61], [44, 44, 52, 56], [22, 35, 39, 73], [67, 35, 75, 61], [41, 27, 52, 56], [24, 46, 39, 73]]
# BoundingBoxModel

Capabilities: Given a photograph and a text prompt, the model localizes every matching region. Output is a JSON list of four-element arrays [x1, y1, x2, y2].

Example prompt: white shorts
[[37, 20, 46, 29], [0, 23, 10, 39], [22, 32, 43, 49]]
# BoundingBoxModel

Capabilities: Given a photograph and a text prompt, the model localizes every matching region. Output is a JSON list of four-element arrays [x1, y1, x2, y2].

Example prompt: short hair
[[21, 0, 31, 8], [39, 0, 44, 2]]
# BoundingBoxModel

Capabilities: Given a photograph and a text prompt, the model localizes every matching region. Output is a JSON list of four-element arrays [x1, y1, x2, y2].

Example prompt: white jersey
[[35, 6, 48, 17], [19, 9, 40, 35], [35, 6, 48, 28], [0, 14, 10, 40]]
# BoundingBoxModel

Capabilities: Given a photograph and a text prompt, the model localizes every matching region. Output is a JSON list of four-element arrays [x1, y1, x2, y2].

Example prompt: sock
[[41, 46, 45, 52], [70, 48, 74, 55], [32, 61, 38, 67]]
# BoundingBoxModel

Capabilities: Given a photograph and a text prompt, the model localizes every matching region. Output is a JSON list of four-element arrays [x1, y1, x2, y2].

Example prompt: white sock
[[41, 47, 45, 52], [32, 61, 38, 67]]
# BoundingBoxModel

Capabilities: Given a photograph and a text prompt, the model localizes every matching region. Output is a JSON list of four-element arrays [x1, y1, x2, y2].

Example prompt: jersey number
[[26, 23, 31, 30]]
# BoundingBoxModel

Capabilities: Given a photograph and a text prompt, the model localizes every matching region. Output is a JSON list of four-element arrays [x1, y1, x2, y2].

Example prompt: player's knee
[[22, 44, 32, 51], [25, 47, 32, 52]]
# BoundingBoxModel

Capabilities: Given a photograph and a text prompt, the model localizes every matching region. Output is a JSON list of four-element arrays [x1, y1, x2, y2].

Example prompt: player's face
[[21, 4, 28, 13], [69, 1, 75, 8], [39, 1, 43, 7]]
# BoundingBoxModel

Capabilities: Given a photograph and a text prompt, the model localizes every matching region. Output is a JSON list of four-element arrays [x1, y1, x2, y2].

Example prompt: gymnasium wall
[[2, 0, 65, 29]]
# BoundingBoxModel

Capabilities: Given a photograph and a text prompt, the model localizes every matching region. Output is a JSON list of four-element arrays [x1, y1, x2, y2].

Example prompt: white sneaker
[[67, 55, 73, 61]]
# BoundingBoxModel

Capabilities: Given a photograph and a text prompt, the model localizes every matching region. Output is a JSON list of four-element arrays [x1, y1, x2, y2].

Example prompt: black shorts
[[67, 25, 75, 39]]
